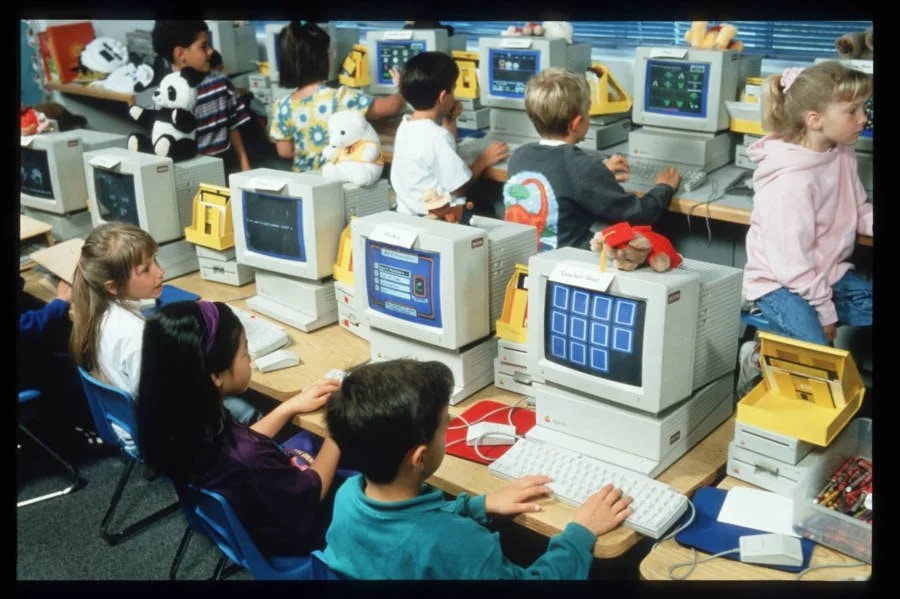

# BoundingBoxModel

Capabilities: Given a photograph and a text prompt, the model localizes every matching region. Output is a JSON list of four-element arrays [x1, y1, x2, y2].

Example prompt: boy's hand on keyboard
[[573, 483, 634, 537], [283, 378, 342, 414], [655, 166, 681, 190], [475, 142, 510, 169], [484, 474, 553, 516], [603, 154, 630, 183]]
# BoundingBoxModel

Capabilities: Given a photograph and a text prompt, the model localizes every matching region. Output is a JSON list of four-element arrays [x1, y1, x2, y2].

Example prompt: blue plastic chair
[[17, 389, 84, 507], [76, 367, 180, 545], [170, 483, 341, 580]]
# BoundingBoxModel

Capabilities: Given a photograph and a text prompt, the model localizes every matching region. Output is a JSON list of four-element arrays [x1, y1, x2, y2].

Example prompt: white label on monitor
[[649, 47, 688, 59], [369, 224, 418, 249], [89, 155, 123, 170], [550, 261, 615, 292], [501, 38, 534, 49], [384, 31, 414, 40], [844, 59, 873, 75], [21, 135, 36, 147], [248, 177, 288, 193]]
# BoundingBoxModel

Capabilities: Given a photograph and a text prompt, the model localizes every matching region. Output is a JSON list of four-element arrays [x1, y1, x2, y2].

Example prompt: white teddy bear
[[321, 110, 384, 187]]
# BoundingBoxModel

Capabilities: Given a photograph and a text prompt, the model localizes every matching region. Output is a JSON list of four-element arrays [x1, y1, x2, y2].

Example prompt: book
[[44, 21, 95, 84]]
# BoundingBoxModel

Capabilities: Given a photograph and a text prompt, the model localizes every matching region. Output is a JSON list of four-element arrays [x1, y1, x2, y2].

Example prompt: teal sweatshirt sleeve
[[443, 492, 490, 525]]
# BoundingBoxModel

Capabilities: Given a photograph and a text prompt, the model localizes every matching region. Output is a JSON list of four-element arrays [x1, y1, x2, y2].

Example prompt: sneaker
[[736, 340, 762, 398]]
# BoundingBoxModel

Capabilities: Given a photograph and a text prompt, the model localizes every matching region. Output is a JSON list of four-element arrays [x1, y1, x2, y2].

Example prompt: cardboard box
[[44, 22, 95, 84], [792, 418, 872, 563], [736, 332, 865, 446]]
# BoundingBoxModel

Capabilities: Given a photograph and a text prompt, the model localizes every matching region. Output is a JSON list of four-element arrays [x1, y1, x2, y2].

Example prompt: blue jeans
[[755, 270, 872, 345]]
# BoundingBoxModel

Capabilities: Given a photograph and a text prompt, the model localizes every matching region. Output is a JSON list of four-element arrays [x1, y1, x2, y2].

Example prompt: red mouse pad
[[445, 400, 536, 465]]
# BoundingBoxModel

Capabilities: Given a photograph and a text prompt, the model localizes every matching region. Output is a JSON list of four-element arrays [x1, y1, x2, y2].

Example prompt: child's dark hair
[[400, 51, 459, 110], [210, 49, 223, 71], [277, 21, 330, 88], [152, 20, 209, 65], [326, 359, 454, 484], [137, 300, 243, 483]]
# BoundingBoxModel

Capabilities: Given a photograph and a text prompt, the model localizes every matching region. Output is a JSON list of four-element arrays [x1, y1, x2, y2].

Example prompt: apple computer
[[264, 21, 359, 92], [205, 20, 258, 75], [352, 211, 537, 404], [84, 148, 225, 279], [366, 28, 467, 96], [476, 36, 593, 150], [20, 129, 128, 240], [230, 168, 357, 332], [628, 46, 762, 177], [522, 246, 743, 478]]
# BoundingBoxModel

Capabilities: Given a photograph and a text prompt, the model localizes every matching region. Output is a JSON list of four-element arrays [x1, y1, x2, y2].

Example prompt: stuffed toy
[[321, 110, 384, 187], [590, 222, 682, 272], [683, 21, 743, 51], [836, 27, 873, 60], [423, 188, 474, 224], [20, 106, 52, 136], [127, 67, 205, 162], [502, 21, 572, 44]]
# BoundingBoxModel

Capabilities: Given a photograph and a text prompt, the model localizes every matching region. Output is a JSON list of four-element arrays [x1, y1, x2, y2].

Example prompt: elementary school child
[[737, 61, 873, 396], [318, 359, 634, 579], [390, 51, 509, 216], [69, 222, 259, 427], [152, 20, 252, 174], [269, 21, 407, 173], [137, 300, 344, 555], [503, 67, 680, 251]]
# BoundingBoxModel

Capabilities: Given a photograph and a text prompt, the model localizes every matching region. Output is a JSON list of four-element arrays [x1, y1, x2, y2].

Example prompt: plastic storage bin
[[792, 418, 872, 563]]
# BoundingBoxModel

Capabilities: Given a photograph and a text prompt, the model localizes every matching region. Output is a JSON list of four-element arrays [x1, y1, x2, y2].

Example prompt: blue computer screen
[[861, 96, 873, 139], [365, 239, 442, 328], [376, 40, 427, 84], [488, 48, 540, 99], [20, 147, 53, 199], [644, 59, 710, 118], [94, 168, 139, 226], [243, 190, 305, 262], [544, 281, 645, 386]]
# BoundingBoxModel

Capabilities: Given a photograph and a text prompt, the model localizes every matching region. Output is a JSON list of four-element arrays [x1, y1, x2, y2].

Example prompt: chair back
[[76, 367, 139, 458], [175, 483, 339, 580]]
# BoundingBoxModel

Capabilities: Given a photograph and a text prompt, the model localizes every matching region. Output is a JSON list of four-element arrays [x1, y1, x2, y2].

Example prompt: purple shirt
[[192, 416, 324, 555]]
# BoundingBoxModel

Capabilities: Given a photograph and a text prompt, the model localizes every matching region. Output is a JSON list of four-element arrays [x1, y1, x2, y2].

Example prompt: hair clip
[[781, 67, 804, 93]]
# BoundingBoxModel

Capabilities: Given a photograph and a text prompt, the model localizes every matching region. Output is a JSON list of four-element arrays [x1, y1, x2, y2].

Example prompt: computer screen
[[20, 130, 127, 215], [230, 168, 345, 281], [526, 247, 742, 415], [478, 37, 592, 111], [351, 211, 491, 352], [85, 148, 183, 244], [264, 21, 358, 85], [631, 46, 750, 133], [365, 29, 465, 95], [205, 20, 258, 75]]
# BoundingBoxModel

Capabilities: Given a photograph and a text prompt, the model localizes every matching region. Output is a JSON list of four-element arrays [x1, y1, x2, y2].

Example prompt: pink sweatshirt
[[743, 135, 873, 327]]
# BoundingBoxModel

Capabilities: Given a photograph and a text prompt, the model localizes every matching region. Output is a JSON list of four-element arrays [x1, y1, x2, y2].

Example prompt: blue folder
[[675, 486, 814, 572], [140, 285, 201, 318]]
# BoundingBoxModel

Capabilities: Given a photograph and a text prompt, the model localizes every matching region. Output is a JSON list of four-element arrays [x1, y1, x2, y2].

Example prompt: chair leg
[[17, 423, 84, 508], [169, 526, 194, 580], [100, 456, 181, 546]]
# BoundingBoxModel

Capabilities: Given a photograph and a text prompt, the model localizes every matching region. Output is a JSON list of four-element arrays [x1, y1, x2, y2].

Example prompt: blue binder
[[140, 285, 201, 318]]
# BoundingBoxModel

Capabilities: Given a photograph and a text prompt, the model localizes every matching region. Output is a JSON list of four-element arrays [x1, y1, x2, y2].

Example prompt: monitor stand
[[368, 328, 497, 405], [628, 126, 734, 172], [525, 373, 734, 478], [247, 269, 337, 332], [20, 206, 93, 242], [158, 238, 200, 281]]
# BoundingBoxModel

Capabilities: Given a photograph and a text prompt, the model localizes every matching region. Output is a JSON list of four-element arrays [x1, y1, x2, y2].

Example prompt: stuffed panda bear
[[127, 67, 205, 162]]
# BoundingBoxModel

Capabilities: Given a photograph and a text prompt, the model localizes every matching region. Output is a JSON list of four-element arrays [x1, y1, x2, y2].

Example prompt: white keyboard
[[228, 304, 290, 359], [624, 156, 707, 191], [489, 437, 688, 539]]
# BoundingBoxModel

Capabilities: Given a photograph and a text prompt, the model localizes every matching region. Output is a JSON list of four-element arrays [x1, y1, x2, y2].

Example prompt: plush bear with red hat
[[590, 222, 682, 272]]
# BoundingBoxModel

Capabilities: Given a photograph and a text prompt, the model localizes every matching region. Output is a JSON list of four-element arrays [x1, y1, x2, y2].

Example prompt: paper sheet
[[716, 486, 800, 537]]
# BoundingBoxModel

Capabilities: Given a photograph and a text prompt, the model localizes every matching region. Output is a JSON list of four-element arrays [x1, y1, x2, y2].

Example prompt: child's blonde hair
[[761, 60, 872, 142], [70, 222, 158, 372], [524, 67, 591, 137]]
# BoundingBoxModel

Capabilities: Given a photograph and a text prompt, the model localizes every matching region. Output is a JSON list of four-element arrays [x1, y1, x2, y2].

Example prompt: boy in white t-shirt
[[390, 51, 508, 216]]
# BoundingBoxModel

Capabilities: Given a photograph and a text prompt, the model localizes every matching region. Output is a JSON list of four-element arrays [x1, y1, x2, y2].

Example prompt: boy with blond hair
[[503, 67, 680, 251]]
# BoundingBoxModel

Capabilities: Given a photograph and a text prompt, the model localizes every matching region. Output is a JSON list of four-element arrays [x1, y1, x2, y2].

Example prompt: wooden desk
[[375, 119, 873, 248], [638, 477, 872, 581], [19, 214, 55, 271]]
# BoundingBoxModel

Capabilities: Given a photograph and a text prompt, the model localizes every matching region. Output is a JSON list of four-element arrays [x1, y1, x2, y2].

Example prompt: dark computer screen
[[365, 239, 442, 328], [376, 40, 426, 84], [644, 59, 710, 118], [93, 168, 140, 226], [544, 281, 646, 387], [487, 48, 540, 99], [243, 190, 305, 261], [20, 147, 53, 199]]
